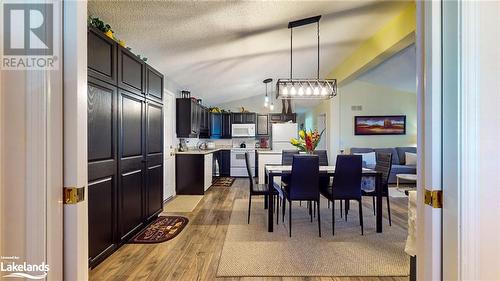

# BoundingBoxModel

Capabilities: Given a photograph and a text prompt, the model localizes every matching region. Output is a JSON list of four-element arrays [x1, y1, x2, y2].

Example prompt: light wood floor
[[90, 179, 409, 281]]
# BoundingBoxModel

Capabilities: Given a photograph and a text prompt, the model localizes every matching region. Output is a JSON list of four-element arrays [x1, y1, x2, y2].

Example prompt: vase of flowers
[[290, 129, 324, 154]]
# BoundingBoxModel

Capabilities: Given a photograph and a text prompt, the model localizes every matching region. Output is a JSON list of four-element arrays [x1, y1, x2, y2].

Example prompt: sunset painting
[[354, 115, 406, 135]]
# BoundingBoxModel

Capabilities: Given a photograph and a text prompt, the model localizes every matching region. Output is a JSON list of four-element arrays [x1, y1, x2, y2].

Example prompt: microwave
[[231, 124, 256, 137]]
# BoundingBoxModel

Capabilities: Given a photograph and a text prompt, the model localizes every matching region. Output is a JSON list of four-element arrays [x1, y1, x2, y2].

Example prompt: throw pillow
[[354, 152, 376, 166], [405, 152, 417, 165]]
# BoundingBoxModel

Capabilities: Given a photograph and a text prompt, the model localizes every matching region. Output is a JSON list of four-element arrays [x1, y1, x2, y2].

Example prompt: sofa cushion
[[373, 148, 400, 165], [396, 147, 417, 165]]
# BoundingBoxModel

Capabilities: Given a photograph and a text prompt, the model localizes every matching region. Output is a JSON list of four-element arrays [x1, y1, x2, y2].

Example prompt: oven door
[[230, 150, 255, 177]]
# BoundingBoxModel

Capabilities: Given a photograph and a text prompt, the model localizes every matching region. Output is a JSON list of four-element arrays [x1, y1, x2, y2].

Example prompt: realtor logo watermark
[[1, 2, 59, 70], [1, 256, 49, 280]]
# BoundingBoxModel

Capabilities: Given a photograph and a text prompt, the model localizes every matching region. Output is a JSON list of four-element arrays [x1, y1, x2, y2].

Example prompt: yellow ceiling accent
[[327, 2, 416, 84]]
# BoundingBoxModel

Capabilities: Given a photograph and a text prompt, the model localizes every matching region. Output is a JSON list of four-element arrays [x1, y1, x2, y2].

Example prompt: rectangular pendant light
[[276, 79, 337, 99], [276, 15, 338, 100]]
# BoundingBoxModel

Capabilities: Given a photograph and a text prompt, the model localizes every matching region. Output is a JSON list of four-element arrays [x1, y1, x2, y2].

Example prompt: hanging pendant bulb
[[306, 85, 312, 96], [298, 85, 304, 96], [313, 85, 320, 96], [265, 96, 269, 103], [320, 86, 328, 96], [290, 84, 297, 96], [270, 103, 274, 110], [264, 101, 269, 107], [282, 86, 289, 96]]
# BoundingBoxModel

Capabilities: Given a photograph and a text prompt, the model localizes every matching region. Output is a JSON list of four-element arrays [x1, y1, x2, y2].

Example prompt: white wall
[[337, 80, 417, 152], [304, 79, 417, 161]]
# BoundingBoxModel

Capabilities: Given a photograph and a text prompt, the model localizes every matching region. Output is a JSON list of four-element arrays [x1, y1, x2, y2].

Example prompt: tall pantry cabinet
[[87, 27, 164, 267]]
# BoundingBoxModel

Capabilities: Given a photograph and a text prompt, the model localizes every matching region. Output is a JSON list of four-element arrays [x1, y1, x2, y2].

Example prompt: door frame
[[63, 1, 89, 280], [416, 1, 442, 280], [163, 89, 177, 201], [0, 1, 64, 280], [418, 1, 488, 280], [316, 113, 327, 151]]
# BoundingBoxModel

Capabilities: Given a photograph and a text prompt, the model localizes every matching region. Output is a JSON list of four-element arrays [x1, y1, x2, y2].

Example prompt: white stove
[[230, 148, 256, 177]]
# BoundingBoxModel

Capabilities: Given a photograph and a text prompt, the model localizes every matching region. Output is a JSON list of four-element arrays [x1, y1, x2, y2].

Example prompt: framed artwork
[[354, 115, 406, 135]]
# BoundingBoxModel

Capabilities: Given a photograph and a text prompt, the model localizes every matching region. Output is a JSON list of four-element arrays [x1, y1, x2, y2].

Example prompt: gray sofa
[[350, 147, 417, 184]]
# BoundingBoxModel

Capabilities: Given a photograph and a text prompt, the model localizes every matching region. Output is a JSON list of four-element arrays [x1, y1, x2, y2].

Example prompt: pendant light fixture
[[276, 15, 337, 100], [263, 78, 273, 109]]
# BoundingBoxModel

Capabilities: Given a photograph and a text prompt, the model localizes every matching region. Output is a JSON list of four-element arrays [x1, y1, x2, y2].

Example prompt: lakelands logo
[[1, 257, 49, 280], [1, 2, 58, 70]]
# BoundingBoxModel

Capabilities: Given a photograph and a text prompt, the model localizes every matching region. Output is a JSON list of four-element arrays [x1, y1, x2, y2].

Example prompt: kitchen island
[[175, 149, 217, 195], [175, 148, 232, 195]]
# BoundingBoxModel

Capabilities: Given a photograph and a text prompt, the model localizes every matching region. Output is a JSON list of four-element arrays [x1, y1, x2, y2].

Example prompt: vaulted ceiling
[[88, 0, 411, 105], [358, 44, 416, 93]]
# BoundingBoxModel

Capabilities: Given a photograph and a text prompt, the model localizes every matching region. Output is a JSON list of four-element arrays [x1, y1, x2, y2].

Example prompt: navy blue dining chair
[[320, 155, 364, 235], [282, 155, 321, 237]]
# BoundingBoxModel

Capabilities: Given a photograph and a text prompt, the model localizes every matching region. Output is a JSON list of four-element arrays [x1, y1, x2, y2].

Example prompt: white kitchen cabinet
[[204, 153, 213, 191]]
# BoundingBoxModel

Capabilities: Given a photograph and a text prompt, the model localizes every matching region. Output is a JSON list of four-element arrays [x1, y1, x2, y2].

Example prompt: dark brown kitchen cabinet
[[269, 113, 296, 123], [221, 113, 232, 138], [145, 101, 163, 219], [88, 27, 117, 85], [118, 47, 145, 94], [244, 113, 256, 124], [87, 27, 163, 269], [219, 149, 231, 176], [199, 107, 210, 139], [256, 114, 269, 135], [232, 112, 256, 124], [177, 98, 200, 138], [118, 90, 145, 241], [146, 65, 163, 101], [176, 98, 210, 138], [87, 77, 118, 267], [212, 149, 230, 177], [210, 113, 231, 139], [210, 113, 222, 138], [232, 113, 244, 124]]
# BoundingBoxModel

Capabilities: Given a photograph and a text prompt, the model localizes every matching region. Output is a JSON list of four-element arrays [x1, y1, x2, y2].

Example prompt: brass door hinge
[[424, 189, 443, 208], [63, 187, 85, 204]]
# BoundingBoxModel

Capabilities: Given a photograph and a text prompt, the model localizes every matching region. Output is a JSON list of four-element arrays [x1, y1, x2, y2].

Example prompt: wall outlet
[[351, 105, 362, 111]]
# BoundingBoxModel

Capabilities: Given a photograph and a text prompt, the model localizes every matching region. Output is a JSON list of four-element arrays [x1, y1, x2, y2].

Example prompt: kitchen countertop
[[175, 148, 223, 155], [176, 147, 272, 155], [256, 150, 282, 154]]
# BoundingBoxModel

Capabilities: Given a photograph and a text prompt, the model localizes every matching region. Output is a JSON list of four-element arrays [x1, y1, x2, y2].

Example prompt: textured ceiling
[[89, 0, 411, 105], [358, 44, 416, 93]]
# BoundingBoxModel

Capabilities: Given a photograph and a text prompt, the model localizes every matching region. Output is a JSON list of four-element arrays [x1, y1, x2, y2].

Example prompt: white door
[[316, 113, 327, 150], [163, 91, 176, 200], [417, 1, 442, 279]]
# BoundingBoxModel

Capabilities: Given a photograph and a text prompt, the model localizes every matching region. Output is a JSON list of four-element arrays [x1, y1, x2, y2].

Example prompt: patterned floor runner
[[129, 216, 188, 243]]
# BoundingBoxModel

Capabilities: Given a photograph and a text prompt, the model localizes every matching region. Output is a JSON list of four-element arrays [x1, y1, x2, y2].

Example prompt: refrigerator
[[271, 123, 298, 151]]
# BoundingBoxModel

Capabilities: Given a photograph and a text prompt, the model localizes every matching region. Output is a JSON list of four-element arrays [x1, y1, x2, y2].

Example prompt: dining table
[[265, 165, 384, 233]]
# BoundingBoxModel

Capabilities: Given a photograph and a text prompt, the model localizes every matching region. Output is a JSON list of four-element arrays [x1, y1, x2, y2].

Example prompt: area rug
[[211, 177, 236, 187], [130, 216, 188, 244], [217, 198, 409, 277], [164, 195, 203, 213]]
